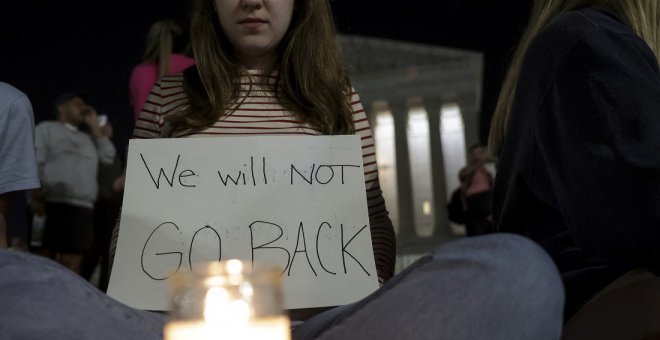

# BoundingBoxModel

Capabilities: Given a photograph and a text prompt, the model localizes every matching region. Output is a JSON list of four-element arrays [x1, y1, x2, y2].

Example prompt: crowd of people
[[1, 0, 660, 338], [0, 18, 192, 289]]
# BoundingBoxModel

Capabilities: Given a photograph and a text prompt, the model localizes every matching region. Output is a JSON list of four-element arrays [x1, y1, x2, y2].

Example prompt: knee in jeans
[[443, 234, 564, 300], [493, 234, 564, 301], [491, 233, 556, 267]]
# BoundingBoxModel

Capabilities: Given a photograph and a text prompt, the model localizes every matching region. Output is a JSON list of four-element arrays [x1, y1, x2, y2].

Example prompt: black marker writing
[[140, 154, 198, 189], [291, 164, 315, 185], [290, 163, 362, 185], [288, 222, 318, 277], [141, 222, 183, 280], [316, 222, 336, 275], [341, 224, 371, 276], [140, 154, 180, 189], [249, 221, 291, 275], [218, 170, 242, 186], [189, 226, 222, 273]]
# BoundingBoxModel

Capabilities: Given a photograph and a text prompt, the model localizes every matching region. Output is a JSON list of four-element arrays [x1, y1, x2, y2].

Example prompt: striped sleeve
[[351, 89, 397, 284], [111, 79, 169, 266], [133, 80, 165, 138]]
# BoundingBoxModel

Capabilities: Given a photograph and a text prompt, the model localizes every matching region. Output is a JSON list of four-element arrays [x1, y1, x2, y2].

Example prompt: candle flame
[[226, 260, 244, 275], [204, 287, 251, 326]]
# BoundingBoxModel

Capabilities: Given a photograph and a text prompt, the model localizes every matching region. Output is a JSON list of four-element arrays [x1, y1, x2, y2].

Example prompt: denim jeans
[[0, 248, 165, 340], [293, 234, 564, 339], [0, 234, 563, 339]]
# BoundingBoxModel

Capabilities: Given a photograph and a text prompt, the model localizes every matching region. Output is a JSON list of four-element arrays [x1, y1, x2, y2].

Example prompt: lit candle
[[165, 317, 291, 340], [165, 260, 291, 340]]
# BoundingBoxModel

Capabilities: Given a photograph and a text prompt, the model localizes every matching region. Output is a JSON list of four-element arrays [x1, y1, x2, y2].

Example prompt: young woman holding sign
[[130, 0, 397, 291], [0, 0, 563, 339], [126, 0, 563, 336]]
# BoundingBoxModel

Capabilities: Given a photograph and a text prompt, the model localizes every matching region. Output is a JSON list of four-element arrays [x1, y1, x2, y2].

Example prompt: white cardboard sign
[[107, 136, 379, 310]]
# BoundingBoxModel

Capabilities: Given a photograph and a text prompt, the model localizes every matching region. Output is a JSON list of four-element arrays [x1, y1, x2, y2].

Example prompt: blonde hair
[[489, 0, 660, 154], [142, 20, 183, 77], [167, 0, 354, 135]]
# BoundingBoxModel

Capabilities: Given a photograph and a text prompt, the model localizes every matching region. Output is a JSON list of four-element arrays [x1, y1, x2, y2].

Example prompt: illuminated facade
[[341, 35, 483, 252]]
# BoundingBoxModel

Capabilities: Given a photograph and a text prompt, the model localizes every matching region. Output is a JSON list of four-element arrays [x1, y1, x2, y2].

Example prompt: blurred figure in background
[[458, 143, 494, 236], [33, 93, 116, 274], [0, 83, 40, 249], [129, 20, 195, 119], [80, 119, 124, 291]]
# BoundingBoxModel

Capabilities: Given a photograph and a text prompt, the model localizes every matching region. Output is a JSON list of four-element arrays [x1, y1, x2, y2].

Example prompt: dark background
[[1, 0, 532, 152]]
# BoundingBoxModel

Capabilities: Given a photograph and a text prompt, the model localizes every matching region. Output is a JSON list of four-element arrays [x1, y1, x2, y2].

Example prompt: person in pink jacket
[[129, 20, 196, 119]]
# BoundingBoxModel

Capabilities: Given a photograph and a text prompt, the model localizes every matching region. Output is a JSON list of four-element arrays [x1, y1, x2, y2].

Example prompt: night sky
[[1, 0, 532, 151]]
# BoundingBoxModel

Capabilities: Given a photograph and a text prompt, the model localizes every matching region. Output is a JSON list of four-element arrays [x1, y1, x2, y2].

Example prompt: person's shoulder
[[153, 73, 188, 117], [171, 53, 194, 61], [561, 8, 656, 69], [0, 82, 30, 112], [160, 72, 185, 87], [0, 82, 25, 98], [131, 63, 147, 71], [35, 120, 60, 131], [170, 53, 196, 70], [573, 8, 636, 36], [161, 72, 185, 81], [131, 62, 157, 75], [158, 73, 186, 103], [540, 8, 642, 49], [528, 8, 652, 73], [346, 85, 359, 98], [533, 9, 602, 52]]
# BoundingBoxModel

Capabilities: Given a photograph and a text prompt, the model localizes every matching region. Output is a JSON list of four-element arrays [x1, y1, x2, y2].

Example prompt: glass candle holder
[[165, 260, 291, 340]]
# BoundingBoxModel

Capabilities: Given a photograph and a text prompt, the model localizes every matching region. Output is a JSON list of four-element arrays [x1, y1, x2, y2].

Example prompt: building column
[[389, 100, 416, 241], [458, 96, 481, 148], [424, 98, 453, 241]]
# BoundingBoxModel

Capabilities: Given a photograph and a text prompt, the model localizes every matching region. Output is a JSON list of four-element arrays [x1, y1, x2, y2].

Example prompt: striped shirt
[[133, 71, 396, 283]]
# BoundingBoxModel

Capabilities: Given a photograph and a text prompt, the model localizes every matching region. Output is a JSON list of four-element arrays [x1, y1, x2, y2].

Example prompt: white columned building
[[340, 35, 484, 260]]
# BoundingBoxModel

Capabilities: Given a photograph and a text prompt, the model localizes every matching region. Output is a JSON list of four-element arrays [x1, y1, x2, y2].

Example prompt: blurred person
[[80, 119, 124, 291], [33, 93, 116, 274], [489, 0, 660, 335], [458, 143, 494, 236], [1, 1, 564, 339], [129, 20, 196, 119], [0, 83, 40, 249]]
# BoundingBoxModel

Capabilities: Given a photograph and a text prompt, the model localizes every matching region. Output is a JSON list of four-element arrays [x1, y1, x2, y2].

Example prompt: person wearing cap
[[32, 92, 116, 274]]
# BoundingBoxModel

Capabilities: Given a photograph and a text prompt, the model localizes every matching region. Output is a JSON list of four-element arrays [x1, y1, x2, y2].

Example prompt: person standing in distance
[[34, 93, 116, 274]]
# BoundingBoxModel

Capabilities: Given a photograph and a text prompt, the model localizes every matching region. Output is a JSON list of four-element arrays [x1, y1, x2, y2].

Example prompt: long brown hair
[[142, 20, 184, 77], [167, 0, 354, 135], [488, 0, 660, 154]]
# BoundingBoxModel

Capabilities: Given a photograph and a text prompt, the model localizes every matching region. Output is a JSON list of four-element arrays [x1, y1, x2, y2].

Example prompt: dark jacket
[[493, 8, 660, 317]]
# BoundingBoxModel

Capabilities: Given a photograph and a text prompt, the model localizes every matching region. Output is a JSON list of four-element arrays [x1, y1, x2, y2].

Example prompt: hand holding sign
[[107, 136, 379, 310]]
